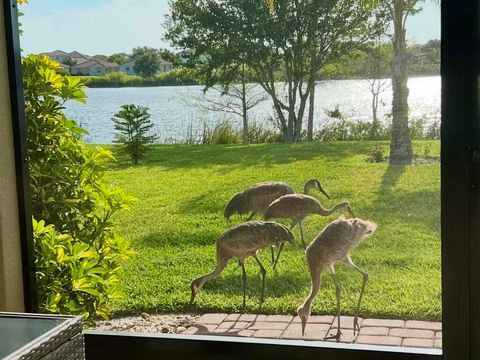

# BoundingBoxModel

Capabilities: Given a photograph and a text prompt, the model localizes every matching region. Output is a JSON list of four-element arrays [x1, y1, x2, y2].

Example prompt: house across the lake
[[118, 59, 173, 76], [70, 59, 119, 76], [118, 60, 136, 75], [42, 50, 173, 76], [42, 50, 71, 63], [43, 50, 119, 76]]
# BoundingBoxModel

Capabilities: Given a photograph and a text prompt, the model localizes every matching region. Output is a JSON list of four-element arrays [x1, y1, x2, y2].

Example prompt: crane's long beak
[[288, 236, 295, 246], [190, 288, 197, 305], [319, 186, 330, 200], [301, 318, 307, 337], [348, 206, 355, 217]]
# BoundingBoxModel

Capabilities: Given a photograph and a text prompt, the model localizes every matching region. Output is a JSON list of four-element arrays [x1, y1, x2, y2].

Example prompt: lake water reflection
[[63, 76, 440, 144]]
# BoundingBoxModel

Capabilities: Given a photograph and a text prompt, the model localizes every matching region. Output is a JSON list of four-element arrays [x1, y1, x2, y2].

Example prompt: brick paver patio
[[183, 313, 442, 349]]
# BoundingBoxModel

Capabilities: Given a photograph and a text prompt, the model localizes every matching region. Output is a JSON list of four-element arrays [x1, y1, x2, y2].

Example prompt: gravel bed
[[92, 313, 199, 334]]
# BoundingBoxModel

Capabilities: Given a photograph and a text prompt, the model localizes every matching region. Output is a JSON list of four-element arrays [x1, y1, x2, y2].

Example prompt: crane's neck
[[303, 182, 313, 194], [314, 202, 345, 216], [195, 257, 228, 291]]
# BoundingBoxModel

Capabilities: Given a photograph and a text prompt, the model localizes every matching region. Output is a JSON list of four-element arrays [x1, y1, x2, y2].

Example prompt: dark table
[[0, 312, 84, 360]]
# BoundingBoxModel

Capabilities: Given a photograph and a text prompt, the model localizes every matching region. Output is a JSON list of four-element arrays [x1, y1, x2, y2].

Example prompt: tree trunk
[[307, 83, 315, 141], [286, 110, 295, 142], [371, 82, 379, 140], [389, 0, 413, 164], [294, 96, 307, 142], [241, 72, 249, 144]]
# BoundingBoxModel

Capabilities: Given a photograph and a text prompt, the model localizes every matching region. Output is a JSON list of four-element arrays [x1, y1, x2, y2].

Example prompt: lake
[[63, 76, 441, 144]]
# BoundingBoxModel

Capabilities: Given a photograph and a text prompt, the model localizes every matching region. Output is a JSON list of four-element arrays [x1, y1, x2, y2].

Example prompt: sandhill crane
[[190, 221, 295, 307], [297, 217, 377, 341], [265, 194, 355, 268], [224, 179, 329, 263]]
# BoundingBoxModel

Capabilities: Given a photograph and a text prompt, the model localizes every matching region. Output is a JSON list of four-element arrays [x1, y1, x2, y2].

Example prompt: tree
[[193, 65, 268, 144], [382, 0, 429, 164], [112, 104, 158, 164], [363, 41, 391, 139], [61, 56, 77, 67], [108, 53, 129, 65], [422, 39, 440, 63], [165, 0, 384, 142], [93, 54, 109, 61], [131, 47, 161, 78]]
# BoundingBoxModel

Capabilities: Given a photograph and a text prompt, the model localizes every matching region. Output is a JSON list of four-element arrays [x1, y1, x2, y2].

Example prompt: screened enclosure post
[[467, 0, 480, 357], [3, 0, 36, 312], [441, 0, 479, 359]]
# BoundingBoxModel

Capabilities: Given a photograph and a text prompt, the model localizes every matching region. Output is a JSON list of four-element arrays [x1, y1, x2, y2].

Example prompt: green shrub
[[202, 120, 241, 144], [315, 107, 439, 142], [33, 219, 132, 320], [315, 106, 391, 141], [413, 144, 435, 162], [247, 122, 283, 143], [200, 120, 282, 145], [366, 145, 386, 163], [409, 116, 427, 140], [24, 55, 135, 320], [425, 120, 440, 140], [112, 104, 158, 164]]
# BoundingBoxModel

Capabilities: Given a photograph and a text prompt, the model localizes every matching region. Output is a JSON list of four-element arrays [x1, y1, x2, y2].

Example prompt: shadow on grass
[[379, 164, 406, 192], [365, 164, 440, 233], [197, 270, 310, 298], [137, 186, 440, 251], [365, 189, 440, 233], [108, 141, 378, 172]]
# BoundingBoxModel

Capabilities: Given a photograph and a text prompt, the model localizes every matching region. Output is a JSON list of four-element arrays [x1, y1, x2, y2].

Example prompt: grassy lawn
[[104, 140, 440, 321]]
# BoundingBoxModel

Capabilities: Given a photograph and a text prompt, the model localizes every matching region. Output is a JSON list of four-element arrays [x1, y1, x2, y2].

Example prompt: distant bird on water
[[190, 221, 295, 308], [297, 217, 377, 340], [224, 179, 329, 263], [265, 194, 355, 268]]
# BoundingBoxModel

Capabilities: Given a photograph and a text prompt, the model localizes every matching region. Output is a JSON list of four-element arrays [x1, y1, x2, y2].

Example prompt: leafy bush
[[112, 104, 158, 164], [24, 55, 135, 320], [425, 120, 440, 140], [316, 107, 439, 142], [33, 219, 131, 320], [247, 122, 283, 143], [201, 120, 282, 145], [366, 145, 386, 163], [202, 120, 241, 144], [409, 116, 427, 140], [413, 144, 436, 162], [316, 107, 391, 141]]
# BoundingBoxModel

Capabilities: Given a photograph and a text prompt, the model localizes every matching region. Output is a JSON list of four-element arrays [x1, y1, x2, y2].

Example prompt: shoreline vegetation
[[77, 65, 440, 89], [78, 68, 199, 88]]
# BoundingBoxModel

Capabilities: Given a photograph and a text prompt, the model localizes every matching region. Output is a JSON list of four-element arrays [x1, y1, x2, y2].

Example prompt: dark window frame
[[4, 0, 479, 358]]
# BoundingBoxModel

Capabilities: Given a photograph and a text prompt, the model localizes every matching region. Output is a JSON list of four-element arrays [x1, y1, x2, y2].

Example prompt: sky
[[20, 0, 441, 56]]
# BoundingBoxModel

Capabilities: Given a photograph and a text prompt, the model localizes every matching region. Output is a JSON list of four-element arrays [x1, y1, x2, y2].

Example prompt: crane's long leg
[[299, 221, 306, 249], [241, 262, 247, 308], [253, 254, 267, 303], [273, 220, 298, 269], [272, 243, 284, 269], [324, 265, 342, 341], [270, 246, 275, 265], [343, 256, 368, 335]]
